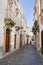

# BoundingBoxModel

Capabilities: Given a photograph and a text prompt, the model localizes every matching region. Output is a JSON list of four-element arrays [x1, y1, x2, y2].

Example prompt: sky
[[21, 0, 34, 28]]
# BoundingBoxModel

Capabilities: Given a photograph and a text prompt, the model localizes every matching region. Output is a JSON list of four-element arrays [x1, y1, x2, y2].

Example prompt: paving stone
[[0, 45, 43, 65]]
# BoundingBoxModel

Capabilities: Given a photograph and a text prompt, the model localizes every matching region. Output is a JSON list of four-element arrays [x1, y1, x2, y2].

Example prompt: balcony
[[4, 9, 16, 27]]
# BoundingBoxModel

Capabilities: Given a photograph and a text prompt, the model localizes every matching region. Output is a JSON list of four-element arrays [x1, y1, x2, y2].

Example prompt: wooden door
[[5, 29, 10, 53], [14, 34, 16, 49]]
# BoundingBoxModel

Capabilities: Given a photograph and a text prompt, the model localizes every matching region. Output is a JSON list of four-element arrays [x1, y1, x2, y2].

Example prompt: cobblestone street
[[0, 45, 43, 65]]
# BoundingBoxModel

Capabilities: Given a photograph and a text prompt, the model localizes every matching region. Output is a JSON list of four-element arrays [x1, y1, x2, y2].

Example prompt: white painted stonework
[[0, 0, 31, 54], [34, 0, 43, 52]]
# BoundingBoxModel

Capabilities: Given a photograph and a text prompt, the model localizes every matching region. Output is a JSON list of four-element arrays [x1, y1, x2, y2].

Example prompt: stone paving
[[0, 45, 43, 65]]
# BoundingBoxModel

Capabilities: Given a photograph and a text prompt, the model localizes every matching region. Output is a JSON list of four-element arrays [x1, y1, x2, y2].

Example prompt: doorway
[[5, 29, 10, 53], [14, 34, 16, 49], [41, 31, 43, 54]]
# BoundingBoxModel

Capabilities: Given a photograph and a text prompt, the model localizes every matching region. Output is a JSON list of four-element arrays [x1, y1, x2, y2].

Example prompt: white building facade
[[34, 0, 43, 53], [0, 0, 30, 54]]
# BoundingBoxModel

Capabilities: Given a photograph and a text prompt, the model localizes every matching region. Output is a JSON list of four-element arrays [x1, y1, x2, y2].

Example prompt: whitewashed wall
[[0, 0, 7, 46], [16, 31, 20, 50]]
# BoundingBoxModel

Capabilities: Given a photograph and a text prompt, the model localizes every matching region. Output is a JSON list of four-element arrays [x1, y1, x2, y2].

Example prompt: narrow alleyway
[[0, 45, 43, 65]]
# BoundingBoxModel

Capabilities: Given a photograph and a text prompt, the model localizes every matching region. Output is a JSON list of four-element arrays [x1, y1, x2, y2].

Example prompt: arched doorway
[[41, 31, 43, 54], [5, 29, 10, 53]]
